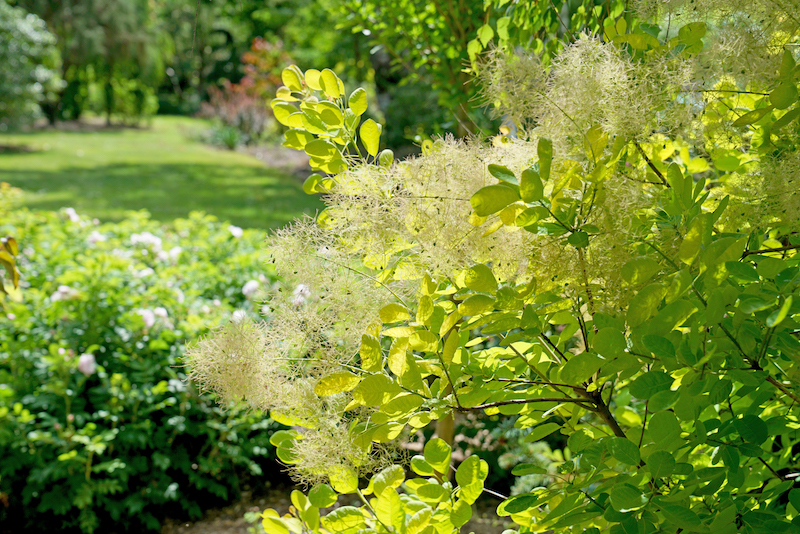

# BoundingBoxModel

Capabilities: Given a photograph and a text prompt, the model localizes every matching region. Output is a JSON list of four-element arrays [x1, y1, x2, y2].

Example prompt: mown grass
[[0, 116, 322, 229]]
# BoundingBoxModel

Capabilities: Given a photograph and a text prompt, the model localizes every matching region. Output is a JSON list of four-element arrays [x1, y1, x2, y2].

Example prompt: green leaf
[[567, 231, 589, 248], [679, 215, 705, 265], [734, 415, 768, 444], [609, 484, 648, 512], [348, 88, 367, 115], [593, 328, 626, 358], [559, 352, 603, 384], [464, 264, 498, 293], [789, 489, 800, 511], [360, 334, 382, 372], [283, 128, 315, 150], [642, 335, 676, 360], [315, 372, 361, 396], [659, 503, 706, 532], [720, 445, 740, 471], [627, 284, 667, 327], [520, 168, 544, 202], [629, 371, 673, 400], [380, 303, 410, 323], [622, 258, 662, 285], [424, 438, 452, 474], [322, 506, 365, 534], [649, 411, 682, 448], [538, 138, 553, 181], [411, 455, 435, 476], [608, 437, 641, 465], [378, 149, 394, 167], [732, 106, 774, 127], [511, 463, 547, 475], [771, 83, 798, 110], [772, 106, 800, 130], [766, 295, 792, 327], [455, 455, 488, 488], [451, 500, 472, 528], [272, 101, 298, 126], [500, 494, 541, 515], [568, 429, 593, 453], [470, 184, 521, 217], [416, 483, 448, 504], [359, 119, 382, 157], [725, 261, 759, 282], [308, 484, 338, 508], [523, 422, 561, 443], [488, 164, 518, 185], [648, 450, 676, 478], [305, 139, 339, 161]]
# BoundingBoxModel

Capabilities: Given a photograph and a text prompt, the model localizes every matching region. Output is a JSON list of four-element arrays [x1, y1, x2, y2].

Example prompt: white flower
[[232, 310, 247, 323], [153, 307, 169, 319], [77, 353, 96, 376], [137, 268, 155, 278], [130, 232, 163, 251], [261, 304, 271, 315], [6, 313, 16, 321], [201, 304, 211, 314], [50, 285, 78, 302], [242, 280, 260, 299], [87, 231, 106, 244], [213, 299, 221, 307], [63, 207, 80, 223], [169, 246, 182, 259], [92, 218, 100, 226], [175, 289, 185, 304], [136, 309, 156, 329], [156, 250, 169, 262], [228, 225, 243, 238]]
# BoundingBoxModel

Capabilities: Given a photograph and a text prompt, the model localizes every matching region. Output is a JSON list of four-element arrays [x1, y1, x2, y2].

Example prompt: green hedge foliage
[[0, 209, 282, 533]]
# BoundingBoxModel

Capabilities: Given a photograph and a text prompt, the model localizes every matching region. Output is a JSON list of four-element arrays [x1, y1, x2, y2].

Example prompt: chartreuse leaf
[[360, 334, 382, 372], [406, 508, 432, 534], [304, 69, 322, 90], [409, 330, 439, 352], [308, 484, 338, 508], [456, 455, 488, 504], [451, 500, 473, 528], [464, 264, 498, 293], [520, 168, 544, 202], [374, 488, 405, 529], [281, 66, 304, 91], [622, 258, 662, 285], [523, 422, 561, 443], [512, 464, 547, 475], [411, 455, 435, 476], [771, 83, 798, 110], [732, 106, 774, 127], [315, 372, 361, 396], [328, 467, 359, 494], [359, 119, 382, 156], [262, 510, 291, 534], [766, 295, 792, 327], [378, 149, 394, 167], [627, 284, 667, 327], [773, 106, 800, 130], [348, 87, 367, 115], [322, 506, 364, 533], [458, 294, 495, 316], [380, 303, 410, 323], [320, 68, 341, 98], [538, 138, 553, 181], [351, 375, 400, 406], [470, 184, 520, 216], [424, 438, 451, 474]]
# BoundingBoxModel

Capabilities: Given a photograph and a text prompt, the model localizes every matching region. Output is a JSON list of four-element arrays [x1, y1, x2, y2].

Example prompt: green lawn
[[0, 116, 322, 229]]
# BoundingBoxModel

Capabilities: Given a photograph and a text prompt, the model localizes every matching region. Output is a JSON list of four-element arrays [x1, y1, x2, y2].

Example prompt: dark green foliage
[[0, 210, 282, 532]]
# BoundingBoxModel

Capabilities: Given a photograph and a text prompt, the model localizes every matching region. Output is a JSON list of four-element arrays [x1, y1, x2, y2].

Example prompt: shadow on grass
[[0, 162, 323, 230]]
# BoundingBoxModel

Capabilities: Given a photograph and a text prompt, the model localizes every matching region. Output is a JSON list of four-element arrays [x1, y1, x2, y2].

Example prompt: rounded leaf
[[349, 87, 368, 115], [315, 372, 361, 396], [308, 484, 338, 508], [423, 437, 452, 474], [470, 184, 520, 217], [359, 119, 382, 157]]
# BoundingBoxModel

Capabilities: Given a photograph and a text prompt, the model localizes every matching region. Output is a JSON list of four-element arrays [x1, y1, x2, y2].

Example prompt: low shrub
[[0, 209, 282, 533]]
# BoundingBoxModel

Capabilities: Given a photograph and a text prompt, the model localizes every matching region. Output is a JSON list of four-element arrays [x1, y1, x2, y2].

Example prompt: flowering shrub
[[190, 1, 800, 532], [0, 209, 282, 533]]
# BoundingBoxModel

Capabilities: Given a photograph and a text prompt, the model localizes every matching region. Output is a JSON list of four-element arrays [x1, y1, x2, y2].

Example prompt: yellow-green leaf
[[315, 372, 362, 396], [349, 87, 368, 115], [360, 119, 382, 157], [380, 303, 410, 324]]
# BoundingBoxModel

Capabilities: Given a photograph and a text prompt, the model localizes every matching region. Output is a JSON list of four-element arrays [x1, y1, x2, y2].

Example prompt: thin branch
[[455, 397, 594, 412], [633, 141, 670, 187], [757, 457, 787, 481], [742, 244, 800, 257]]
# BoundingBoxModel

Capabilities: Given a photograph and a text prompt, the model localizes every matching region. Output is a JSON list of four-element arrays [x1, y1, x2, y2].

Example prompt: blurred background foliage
[[3, 0, 619, 149]]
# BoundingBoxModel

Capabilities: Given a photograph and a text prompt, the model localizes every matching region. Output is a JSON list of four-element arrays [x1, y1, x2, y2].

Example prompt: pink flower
[[77, 353, 96, 376]]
